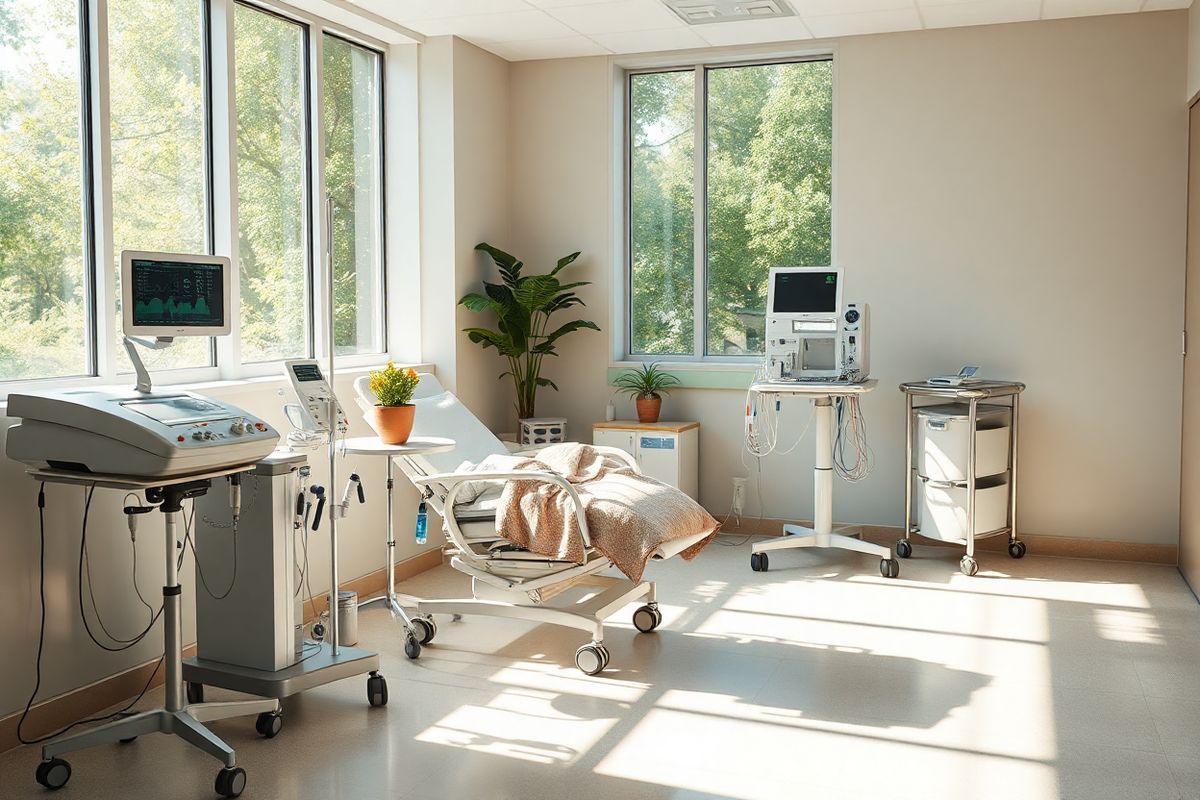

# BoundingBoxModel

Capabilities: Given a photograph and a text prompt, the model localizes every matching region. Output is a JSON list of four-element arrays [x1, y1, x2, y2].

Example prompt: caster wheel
[[632, 604, 661, 633], [311, 622, 325, 641], [119, 736, 137, 744], [214, 766, 247, 798], [1008, 540, 1027, 559], [404, 635, 422, 660], [960, 555, 979, 576], [186, 682, 204, 704], [367, 673, 388, 707], [35, 758, 71, 790], [255, 710, 282, 739], [880, 558, 900, 579], [413, 616, 437, 645], [895, 539, 912, 559], [575, 643, 607, 675], [750, 552, 769, 572]]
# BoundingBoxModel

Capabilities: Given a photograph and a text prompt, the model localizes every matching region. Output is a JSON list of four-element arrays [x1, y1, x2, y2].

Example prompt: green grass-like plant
[[613, 362, 680, 400]]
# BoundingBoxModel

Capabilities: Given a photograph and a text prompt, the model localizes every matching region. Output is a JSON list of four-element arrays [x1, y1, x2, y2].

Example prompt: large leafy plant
[[460, 243, 600, 420]]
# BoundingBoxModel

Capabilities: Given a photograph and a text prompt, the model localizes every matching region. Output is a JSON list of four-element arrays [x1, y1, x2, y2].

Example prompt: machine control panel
[[840, 302, 870, 382], [283, 359, 348, 434]]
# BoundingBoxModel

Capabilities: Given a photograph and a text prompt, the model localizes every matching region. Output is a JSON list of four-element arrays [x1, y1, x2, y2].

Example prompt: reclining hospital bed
[[353, 374, 713, 674]]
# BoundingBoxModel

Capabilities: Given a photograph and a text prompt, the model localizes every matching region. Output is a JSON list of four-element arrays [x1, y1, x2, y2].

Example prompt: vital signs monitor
[[121, 250, 232, 337]]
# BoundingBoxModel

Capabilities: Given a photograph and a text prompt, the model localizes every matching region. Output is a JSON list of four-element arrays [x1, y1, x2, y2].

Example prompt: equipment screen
[[291, 363, 324, 382], [130, 258, 225, 328], [772, 271, 839, 314], [122, 396, 228, 424]]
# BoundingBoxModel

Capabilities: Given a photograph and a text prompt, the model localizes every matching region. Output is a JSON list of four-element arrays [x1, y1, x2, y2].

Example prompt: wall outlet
[[732, 477, 747, 515]]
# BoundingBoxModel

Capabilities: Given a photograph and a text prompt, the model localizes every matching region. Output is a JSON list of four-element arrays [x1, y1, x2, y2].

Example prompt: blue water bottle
[[415, 500, 428, 545]]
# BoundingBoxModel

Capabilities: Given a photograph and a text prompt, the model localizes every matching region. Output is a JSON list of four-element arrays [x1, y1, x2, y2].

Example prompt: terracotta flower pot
[[635, 395, 662, 424], [372, 404, 415, 445]]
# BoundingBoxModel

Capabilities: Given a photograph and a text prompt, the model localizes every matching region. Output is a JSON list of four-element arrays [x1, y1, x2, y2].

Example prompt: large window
[[0, 0, 390, 386], [0, 0, 90, 380], [628, 59, 833, 359], [323, 34, 384, 357], [235, 4, 309, 363]]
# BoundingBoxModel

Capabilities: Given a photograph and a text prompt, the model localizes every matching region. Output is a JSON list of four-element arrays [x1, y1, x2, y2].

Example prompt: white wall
[[1190, 1, 1200, 100], [510, 11, 1189, 546], [0, 370, 436, 718]]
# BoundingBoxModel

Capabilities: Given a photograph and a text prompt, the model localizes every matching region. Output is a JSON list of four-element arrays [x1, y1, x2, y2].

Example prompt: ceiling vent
[[661, 0, 794, 25]]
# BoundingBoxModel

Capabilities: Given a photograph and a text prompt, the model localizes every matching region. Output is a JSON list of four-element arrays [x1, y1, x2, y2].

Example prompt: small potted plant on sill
[[367, 362, 421, 444], [614, 363, 680, 424]]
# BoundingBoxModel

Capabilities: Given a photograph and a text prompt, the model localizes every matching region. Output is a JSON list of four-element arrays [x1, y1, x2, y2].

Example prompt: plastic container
[[918, 475, 1009, 543], [915, 403, 1010, 482], [519, 417, 567, 446]]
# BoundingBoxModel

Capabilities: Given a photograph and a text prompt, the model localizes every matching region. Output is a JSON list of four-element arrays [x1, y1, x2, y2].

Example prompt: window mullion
[[691, 64, 706, 360], [210, 0, 239, 378], [85, 0, 117, 381], [309, 27, 327, 362]]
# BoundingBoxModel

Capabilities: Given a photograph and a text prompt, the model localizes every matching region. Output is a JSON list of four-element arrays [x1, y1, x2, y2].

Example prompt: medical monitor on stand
[[120, 250, 232, 392]]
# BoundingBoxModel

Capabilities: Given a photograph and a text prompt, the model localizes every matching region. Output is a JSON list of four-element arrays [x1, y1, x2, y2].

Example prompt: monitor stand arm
[[123, 335, 174, 394]]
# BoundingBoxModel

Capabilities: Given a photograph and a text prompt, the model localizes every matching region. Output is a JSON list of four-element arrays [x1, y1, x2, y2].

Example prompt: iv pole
[[325, 198, 340, 657]]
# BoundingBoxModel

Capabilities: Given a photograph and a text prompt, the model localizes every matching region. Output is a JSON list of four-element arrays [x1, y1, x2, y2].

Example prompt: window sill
[[608, 361, 758, 391]]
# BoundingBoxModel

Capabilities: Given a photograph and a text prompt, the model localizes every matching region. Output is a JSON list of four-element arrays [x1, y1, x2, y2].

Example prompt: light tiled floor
[[3, 539, 1199, 800]]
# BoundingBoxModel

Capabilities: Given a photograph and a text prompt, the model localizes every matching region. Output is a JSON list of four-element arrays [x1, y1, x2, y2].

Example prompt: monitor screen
[[772, 270, 839, 314], [129, 258, 225, 328], [291, 363, 324, 382]]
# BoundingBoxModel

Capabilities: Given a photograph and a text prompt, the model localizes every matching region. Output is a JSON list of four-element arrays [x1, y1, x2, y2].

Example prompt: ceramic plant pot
[[635, 395, 662, 424], [372, 404, 415, 445]]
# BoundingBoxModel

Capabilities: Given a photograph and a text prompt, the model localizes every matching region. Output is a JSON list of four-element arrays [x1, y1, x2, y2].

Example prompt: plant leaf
[[535, 377, 559, 391], [459, 292, 494, 313], [550, 251, 581, 275]]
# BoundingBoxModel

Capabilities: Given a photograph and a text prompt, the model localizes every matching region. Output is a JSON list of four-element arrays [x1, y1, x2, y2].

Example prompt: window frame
[[621, 52, 837, 365], [0, 0, 394, 392]]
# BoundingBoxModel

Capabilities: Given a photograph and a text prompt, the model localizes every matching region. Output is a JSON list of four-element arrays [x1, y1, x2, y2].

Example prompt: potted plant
[[367, 362, 421, 444], [460, 243, 600, 424], [614, 363, 680, 424]]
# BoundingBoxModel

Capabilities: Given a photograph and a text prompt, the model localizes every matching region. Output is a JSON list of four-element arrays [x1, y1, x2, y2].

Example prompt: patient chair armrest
[[413, 470, 593, 551], [588, 445, 640, 473]]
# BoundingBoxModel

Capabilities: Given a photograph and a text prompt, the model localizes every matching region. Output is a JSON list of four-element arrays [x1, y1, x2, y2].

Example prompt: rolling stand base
[[183, 643, 382, 701]]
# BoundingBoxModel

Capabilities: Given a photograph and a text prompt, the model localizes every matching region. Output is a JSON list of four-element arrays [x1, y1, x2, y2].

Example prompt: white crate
[[519, 417, 567, 446], [915, 403, 1011, 482], [918, 476, 1010, 543]]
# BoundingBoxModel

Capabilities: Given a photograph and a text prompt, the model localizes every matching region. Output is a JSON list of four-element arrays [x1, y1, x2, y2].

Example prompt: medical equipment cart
[[898, 379, 1026, 576], [747, 380, 901, 579], [336, 435, 455, 658]]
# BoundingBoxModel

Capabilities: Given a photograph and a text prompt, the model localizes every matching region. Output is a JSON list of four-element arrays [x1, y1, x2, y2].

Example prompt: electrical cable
[[19, 483, 165, 745], [187, 499, 238, 601], [833, 395, 875, 482]]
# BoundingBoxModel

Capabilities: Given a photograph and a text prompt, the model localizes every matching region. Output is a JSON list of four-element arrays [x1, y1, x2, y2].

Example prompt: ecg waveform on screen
[[131, 260, 222, 326]]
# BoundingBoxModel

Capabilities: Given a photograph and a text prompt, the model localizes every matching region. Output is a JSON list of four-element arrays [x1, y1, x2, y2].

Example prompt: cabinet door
[[636, 434, 679, 487], [593, 428, 636, 455]]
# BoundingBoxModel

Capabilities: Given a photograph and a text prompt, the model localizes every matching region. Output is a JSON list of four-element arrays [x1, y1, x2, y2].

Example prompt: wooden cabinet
[[592, 420, 699, 500]]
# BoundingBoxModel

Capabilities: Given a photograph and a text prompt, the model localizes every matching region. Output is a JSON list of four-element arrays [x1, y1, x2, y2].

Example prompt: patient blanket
[[495, 443, 719, 582]]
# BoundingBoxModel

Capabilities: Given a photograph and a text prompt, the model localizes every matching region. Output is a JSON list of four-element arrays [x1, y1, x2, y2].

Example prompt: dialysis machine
[[765, 267, 870, 383]]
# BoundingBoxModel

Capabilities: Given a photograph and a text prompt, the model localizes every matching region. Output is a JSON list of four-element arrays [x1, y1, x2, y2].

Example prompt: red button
[[254, 422, 267, 431], [177, 435, 185, 442]]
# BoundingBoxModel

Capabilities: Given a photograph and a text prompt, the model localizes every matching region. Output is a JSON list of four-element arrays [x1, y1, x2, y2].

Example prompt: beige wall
[[1190, 2, 1200, 100], [510, 11, 1189, 545]]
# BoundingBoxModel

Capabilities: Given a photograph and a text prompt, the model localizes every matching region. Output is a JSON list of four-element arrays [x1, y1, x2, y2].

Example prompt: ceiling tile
[[546, 0, 683, 33], [590, 25, 709, 52], [1040, 0, 1143, 18], [802, 7, 923, 37], [791, 0, 914, 15], [920, 0, 1041, 28], [412, 9, 581, 41], [694, 16, 814, 45], [352, 0, 531, 23], [1139, 0, 1191, 9], [485, 35, 613, 59]]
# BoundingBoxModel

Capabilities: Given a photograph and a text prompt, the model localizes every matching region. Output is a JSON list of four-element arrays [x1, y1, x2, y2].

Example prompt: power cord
[[186, 500, 238, 601], [18, 484, 165, 745]]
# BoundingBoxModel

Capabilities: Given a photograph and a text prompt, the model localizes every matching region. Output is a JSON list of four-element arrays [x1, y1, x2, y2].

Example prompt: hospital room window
[[323, 34, 385, 356], [627, 58, 833, 359], [0, 0, 92, 381], [234, 3, 311, 364], [109, 0, 213, 373]]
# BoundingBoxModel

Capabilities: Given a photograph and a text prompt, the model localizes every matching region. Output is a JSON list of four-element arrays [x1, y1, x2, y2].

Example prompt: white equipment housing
[[841, 302, 870, 382], [5, 388, 279, 477], [283, 359, 348, 434], [765, 267, 843, 381]]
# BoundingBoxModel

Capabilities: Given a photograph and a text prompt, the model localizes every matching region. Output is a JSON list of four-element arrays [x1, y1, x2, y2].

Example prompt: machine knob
[[230, 419, 246, 435], [845, 308, 860, 324], [204, 430, 216, 440], [192, 431, 205, 441]]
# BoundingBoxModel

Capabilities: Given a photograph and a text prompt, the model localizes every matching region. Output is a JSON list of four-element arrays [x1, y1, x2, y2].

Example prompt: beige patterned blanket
[[496, 443, 719, 582]]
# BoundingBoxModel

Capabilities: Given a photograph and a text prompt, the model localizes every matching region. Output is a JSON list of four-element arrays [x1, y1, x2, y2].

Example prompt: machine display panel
[[772, 270, 839, 314], [290, 363, 324, 382], [130, 258, 225, 328]]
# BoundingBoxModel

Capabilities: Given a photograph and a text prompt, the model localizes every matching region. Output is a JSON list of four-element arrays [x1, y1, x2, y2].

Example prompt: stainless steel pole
[[326, 198, 340, 657]]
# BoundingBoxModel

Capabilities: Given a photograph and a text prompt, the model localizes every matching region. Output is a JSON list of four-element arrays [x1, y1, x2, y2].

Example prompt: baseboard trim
[[0, 548, 445, 755], [718, 517, 1178, 565]]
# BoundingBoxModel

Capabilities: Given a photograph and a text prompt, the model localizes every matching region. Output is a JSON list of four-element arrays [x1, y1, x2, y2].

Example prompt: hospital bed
[[353, 374, 710, 675]]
